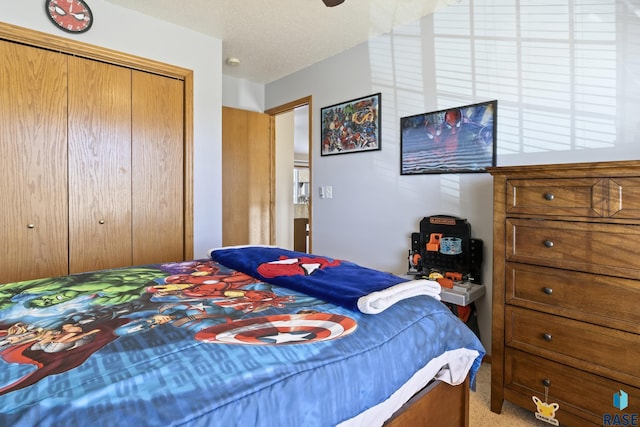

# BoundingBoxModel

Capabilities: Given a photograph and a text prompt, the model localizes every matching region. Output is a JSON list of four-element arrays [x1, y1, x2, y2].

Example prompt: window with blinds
[[433, 0, 617, 154]]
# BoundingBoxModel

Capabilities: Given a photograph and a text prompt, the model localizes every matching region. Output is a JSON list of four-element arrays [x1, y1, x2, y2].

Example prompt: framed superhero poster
[[320, 93, 381, 156], [400, 100, 497, 175]]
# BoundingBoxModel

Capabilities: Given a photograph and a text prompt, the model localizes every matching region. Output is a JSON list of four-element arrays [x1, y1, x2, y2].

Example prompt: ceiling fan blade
[[322, 0, 345, 6]]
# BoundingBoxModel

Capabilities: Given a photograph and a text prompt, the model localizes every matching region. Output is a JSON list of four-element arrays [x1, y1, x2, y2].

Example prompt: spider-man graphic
[[257, 255, 341, 278]]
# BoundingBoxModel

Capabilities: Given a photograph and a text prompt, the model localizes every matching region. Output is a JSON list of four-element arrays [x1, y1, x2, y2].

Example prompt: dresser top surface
[[487, 160, 640, 177]]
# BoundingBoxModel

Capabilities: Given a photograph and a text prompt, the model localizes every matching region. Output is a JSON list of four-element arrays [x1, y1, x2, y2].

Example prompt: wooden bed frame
[[385, 376, 470, 427]]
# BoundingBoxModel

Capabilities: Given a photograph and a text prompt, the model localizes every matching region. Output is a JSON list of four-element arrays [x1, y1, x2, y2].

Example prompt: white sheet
[[337, 348, 481, 427]]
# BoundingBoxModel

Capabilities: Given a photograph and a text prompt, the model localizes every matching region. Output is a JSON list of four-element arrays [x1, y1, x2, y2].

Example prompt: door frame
[[265, 96, 313, 252]]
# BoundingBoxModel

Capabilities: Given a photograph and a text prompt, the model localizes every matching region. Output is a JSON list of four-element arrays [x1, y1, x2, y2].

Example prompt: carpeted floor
[[469, 363, 543, 426]]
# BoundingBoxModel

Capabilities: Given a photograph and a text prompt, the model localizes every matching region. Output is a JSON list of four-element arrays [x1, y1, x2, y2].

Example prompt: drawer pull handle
[[27, 223, 35, 229], [542, 378, 551, 387], [543, 287, 553, 295], [543, 192, 555, 201], [543, 240, 554, 248], [543, 333, 553, 342]]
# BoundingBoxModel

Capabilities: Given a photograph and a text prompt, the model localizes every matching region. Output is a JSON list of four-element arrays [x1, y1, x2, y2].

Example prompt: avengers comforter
[[0, 247, 485, 426]]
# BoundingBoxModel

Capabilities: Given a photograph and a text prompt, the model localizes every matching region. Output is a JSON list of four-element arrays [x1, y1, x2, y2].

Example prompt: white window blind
[[433, 0, 617, 154]]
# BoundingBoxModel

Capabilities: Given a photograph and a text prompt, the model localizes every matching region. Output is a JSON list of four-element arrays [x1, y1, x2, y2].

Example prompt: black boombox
[[408, 215, 483, 284]]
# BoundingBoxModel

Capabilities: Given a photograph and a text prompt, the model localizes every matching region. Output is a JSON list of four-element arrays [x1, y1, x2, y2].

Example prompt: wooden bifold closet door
[[0, 40, 69, 283], [67, 57, 133, 273], [131, 70, 184, 266], [68, 58, 184, 273], [0, 38, 186, 284]]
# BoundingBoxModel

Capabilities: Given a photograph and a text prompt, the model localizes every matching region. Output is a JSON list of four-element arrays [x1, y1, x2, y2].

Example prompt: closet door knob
[[543, 192, 555, 201], [27, 223, 35, 229]]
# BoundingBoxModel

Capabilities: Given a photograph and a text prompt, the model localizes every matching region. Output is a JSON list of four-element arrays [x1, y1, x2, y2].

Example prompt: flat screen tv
[[400, 100, 497, 175]]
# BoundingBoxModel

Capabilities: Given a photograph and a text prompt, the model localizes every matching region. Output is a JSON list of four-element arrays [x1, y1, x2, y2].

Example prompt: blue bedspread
[[0, 259, 484, 427]]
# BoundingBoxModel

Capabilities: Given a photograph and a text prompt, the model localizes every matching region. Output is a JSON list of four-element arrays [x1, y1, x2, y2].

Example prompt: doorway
[[266, 96, 312, 252]]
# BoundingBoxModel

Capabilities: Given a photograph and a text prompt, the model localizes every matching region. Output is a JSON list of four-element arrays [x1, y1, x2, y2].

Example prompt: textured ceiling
[[105, 0, 453, 84]]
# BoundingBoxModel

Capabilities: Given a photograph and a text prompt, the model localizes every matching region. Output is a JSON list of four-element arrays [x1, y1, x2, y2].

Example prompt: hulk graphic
[[0, 267, 167, 310]]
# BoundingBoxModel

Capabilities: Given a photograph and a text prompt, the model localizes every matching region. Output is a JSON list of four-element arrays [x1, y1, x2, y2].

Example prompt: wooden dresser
[[488, 161, 640, 426]]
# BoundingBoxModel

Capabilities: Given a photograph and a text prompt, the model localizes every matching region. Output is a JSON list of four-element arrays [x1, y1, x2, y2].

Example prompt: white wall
[[265, 0, 640, 353], [222, 75, 265, 112], [2, 0, 223, 258]]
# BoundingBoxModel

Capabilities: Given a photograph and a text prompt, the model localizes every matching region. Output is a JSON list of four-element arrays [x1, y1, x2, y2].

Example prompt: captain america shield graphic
[[195, 313, 357, 345]]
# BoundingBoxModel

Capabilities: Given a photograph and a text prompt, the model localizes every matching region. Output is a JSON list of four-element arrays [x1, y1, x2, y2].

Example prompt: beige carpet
[[470, 363, 542, 426]]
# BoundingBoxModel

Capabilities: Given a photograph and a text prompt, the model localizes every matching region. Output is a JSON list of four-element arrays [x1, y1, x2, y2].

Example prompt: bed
[[0, 246, 485, 426]]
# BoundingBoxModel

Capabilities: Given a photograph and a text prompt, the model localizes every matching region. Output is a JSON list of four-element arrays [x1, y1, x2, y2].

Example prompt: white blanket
[[357, 279, 441, 314]]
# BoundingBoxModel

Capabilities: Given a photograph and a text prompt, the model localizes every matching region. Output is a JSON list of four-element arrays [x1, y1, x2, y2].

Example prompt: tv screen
[[400, 100, 497, 175]]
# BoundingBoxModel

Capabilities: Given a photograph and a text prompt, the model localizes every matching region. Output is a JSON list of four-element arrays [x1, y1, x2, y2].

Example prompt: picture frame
[[320, 93, 381, 156], [400, 100, 497, 175]]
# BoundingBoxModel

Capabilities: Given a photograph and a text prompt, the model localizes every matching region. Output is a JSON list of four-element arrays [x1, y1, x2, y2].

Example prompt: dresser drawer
[[505, 218, 640, 279], [609, 177, 640, 219], [505, 306, 640, 385], [505, 263, 640, 333], [505, 178, 605, 217], [505, 348, 640, 427]]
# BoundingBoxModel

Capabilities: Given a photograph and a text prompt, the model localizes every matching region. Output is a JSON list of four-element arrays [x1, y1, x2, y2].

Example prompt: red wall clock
[[45, 0, 93, 34]]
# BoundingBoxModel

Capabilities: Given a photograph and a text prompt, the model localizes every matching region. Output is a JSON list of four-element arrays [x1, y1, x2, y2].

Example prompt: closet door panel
[[68, 57, 132, 274], [0, 41, 68, 283], [131, 71, 184, 264]]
